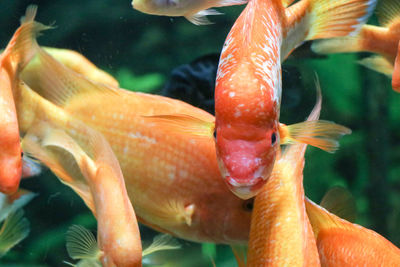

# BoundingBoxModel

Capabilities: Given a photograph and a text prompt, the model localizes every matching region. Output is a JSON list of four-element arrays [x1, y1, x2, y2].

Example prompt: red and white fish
[[312, 0, 400, 92]]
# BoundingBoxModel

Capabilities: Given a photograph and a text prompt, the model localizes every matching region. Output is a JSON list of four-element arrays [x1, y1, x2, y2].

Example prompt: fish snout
[[217, 152, 274, 199]]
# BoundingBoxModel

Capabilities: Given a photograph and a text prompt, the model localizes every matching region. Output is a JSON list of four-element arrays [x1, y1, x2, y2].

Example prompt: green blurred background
[[1, 0, 400, 266]]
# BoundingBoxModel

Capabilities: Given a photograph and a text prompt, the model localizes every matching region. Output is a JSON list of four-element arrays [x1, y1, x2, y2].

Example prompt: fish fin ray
[[0, 209, 30, 257], [143, 114, 215, 138], [358, 55, 394, 76], [320, 186, 357, 223], [280, 120, 352, 153], [21, 124, 95, 213], [304, 0, 377, 40], [376, 0, 400, 28], [142, 234, 181, 257], [154, 200, 195, 227], [186, 9, 221, 25], [66, 225, 101, 260]]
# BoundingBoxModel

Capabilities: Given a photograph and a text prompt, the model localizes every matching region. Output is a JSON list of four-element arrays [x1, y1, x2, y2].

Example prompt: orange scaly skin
[[0, 9, 36, 194], [247, 145, 320, 267], [305, 199, 400, 266], [16, 46, 252, 244], [247, 96, 323, 266], [215, 0, 376, 199]]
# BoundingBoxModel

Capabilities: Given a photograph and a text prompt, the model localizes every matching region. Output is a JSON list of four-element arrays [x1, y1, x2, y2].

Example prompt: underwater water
[[1, 0, 400, 266]]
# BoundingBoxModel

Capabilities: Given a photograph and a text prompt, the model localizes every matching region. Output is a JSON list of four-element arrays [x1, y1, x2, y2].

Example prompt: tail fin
[[0, 209, 30, 257], [305, 0, 376, 40]]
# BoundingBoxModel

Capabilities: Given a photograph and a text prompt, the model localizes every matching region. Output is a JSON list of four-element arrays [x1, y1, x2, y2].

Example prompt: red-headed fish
[[12, 9, 252, 245], [312, 0, 400, 92], [306, 187, 400, 266], [246, 85, 322, 267], [146, 0, 375, 199]]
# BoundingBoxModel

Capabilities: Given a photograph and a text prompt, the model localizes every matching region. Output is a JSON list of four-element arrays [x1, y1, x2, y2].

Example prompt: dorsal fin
[[376, 0, 400, 28], [66, 225, 101, 260], [320, 186, 357, 223], [21, 39, 119, 108]]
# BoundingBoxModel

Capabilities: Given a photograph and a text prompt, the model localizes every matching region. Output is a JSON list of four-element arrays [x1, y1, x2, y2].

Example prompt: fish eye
[[213, 129, 217, 139], [21, 151, 24, 157], [242, 199, 254, 212], [271, 132, 277, 146]]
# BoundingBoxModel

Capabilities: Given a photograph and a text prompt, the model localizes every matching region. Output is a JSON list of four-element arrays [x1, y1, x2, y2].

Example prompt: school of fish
[[1, 0, 400, 266]]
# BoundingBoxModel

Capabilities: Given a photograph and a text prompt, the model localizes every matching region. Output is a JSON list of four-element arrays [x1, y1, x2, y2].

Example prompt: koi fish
[[0, 6, 49, 194], [305, 187, 400, 266], [131, 0, 247, 25], [23, 124, 143, 267], [246, 85, 323, 267], [147, 0, 375, 199], [65, 226, 180, 267], [12, 10, 252, 245], [312, 0, 400, 92]]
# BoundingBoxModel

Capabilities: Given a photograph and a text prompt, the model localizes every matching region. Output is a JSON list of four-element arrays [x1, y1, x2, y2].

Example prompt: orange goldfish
[[246, 86, 323, 267], [150, 0, 374, 199], [22, 125, 142, 267], [131, 0, 247, 25], [11, 10, 252, 245], [0, 6, 49, 194], [312, 0, 400, 92], [306, 188, 400, 266]]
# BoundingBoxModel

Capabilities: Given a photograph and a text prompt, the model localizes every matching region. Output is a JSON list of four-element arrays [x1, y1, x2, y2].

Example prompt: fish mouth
[[225, 176, 266, 200]]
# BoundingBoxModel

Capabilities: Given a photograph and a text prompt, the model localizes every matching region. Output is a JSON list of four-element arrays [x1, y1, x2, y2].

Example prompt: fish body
[[30, 127, 143, 267], [246, 94, 322, 267], [305, 198, 400, 266], [131, 0, 247, 25], [214, 0, 374, 199], [13, 20, 252, 244], [312, 0, 400, 91]]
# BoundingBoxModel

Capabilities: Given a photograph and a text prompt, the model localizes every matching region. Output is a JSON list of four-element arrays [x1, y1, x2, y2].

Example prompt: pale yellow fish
[[131, 0, 247, 25]]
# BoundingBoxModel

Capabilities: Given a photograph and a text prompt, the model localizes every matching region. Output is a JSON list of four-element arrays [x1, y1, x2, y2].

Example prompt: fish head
[[215, 123, 279, 199]]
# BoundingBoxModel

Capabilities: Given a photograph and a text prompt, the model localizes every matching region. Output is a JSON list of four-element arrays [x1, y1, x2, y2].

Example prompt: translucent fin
[[186, 9, 221, 25], [358, 55, 394, 76], [279, 120, 352, 153], [0, 190, 37, 223], [231, 245, 247, 267], [320, 186, 357, 223], [392, 42, 400, 92], [66, 225, 101, 260], [143, 114, 215, 138], [305, 0, 377, 40], [0, 209, 30, 257], [21, 42, 119, 108], [376, 0, 400, 28], [154, 200, 195, 227], [21, 124, 95, 213], [142, 234, 181, 257], [2, 5, 52, 71], [311, 36, 363, 55], [216, 0, 248, 7]]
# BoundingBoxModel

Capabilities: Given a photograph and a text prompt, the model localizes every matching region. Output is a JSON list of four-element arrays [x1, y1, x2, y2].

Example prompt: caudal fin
[[305, 0, 376, 40]]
